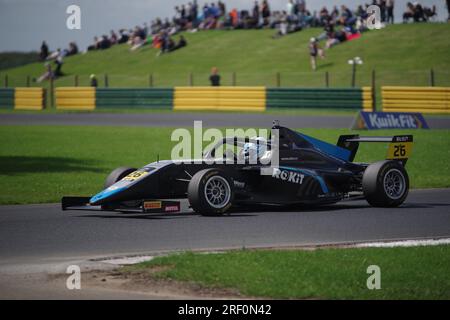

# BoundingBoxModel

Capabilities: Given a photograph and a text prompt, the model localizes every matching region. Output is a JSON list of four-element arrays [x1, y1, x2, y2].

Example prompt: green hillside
[[2, 24, 450, 90]]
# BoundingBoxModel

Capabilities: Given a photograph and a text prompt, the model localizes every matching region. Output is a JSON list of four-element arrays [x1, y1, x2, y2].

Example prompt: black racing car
[[62, 123, 413, 215]]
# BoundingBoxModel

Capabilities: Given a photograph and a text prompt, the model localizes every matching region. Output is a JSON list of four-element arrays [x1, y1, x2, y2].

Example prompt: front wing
[[61, 197, 183, 214]]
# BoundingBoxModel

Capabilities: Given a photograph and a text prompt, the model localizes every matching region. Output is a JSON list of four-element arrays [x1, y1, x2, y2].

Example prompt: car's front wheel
[[188, 169, 234, 216], [104, 166, 136, 189], [362, 160, 409, 207]]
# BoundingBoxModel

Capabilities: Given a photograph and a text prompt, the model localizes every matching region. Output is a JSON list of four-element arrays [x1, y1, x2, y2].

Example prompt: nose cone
[[90, 185, 125, 205]]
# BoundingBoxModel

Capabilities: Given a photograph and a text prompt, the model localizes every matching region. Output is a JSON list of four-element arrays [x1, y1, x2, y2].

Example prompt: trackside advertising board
[[352, 112, 429, 130]]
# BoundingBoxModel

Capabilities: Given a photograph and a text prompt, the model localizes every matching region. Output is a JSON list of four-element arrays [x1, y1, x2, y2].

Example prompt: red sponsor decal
[[164, 205, 180, 212]]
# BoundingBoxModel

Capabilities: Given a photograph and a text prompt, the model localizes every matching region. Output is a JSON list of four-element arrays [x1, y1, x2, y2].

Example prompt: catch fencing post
[[276, 72, 281, 87], [149, 74, 153, 87], [26, 75, 31, 87], [351, 63, 356, 88], [325, 71, 329, 88], [189, 73, 194, 86], [74, 75, 78, 87], [430, 69, 435, 87], [4, 74, 8, 88], [104, 74, 109, 88], [371, 70, 376, 112], [49, 77, 54, 109]]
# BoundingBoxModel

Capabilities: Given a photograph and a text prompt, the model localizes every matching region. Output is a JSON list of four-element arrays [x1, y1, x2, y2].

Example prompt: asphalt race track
[[1, 113, 450, 128], [1, 113, 449, 298], [1, 189, 449, 264]]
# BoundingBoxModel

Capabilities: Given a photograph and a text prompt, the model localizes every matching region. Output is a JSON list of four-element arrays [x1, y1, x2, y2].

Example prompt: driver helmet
[[243, 137, 267, 162]]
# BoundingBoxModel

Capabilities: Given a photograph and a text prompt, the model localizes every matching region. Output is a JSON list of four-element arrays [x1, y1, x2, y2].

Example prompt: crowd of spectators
[[403, 2, 437, 23], [37, 1, 442, 79]]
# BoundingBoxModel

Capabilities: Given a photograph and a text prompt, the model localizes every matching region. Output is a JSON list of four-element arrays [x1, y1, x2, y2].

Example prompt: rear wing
[[337, 135, 413, 163]]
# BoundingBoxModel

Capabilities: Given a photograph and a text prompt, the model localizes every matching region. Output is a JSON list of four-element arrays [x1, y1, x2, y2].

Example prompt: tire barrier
[[14, 88, 46, 110], [55, 87, 95, 110], [382, 86, 450, 114], [174, 87, 266, 112], [0, 88, 46, 110], [267, 87, 373, 111], [14, 86, 376, 112], [96, 88, 173, 109], [0, 88, 14, 109]]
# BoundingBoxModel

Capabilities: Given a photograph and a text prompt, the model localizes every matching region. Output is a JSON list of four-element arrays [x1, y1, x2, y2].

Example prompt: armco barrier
[[267, 87, 372, 111], [382, 86, 450, 114], [55, 87, 95, 110], [174, 87, 266, 112], [14, 88, 46, 110], [0, 88, 14, 109], [0, 88, 46, 110], [26, 86, 375, 111], [96, 88, 173, 109]]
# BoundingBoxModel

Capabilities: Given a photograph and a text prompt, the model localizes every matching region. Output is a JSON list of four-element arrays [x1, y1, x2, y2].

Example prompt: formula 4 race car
[[62, 123, 413, 215]]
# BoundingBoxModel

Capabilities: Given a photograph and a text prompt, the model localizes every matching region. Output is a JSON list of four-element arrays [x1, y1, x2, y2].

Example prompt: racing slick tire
[[104, 167, 136, 189], [362, 160, 409, 207], [188, 169, 234, 216]]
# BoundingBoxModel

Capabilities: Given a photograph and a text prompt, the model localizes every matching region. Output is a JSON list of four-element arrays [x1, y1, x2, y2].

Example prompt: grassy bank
[[124, 245, 450, 299], [0, 125, 448, 204], [2, 24, 449, 110]]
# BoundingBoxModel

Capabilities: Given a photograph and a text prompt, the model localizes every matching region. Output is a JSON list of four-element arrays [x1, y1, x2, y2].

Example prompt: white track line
[[354, 238, 450, 248]]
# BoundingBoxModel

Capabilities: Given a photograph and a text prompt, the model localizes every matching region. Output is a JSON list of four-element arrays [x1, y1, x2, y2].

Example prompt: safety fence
[[5, 86, 450, 114], [96, 88, 173, 109], [0, 88, 45, 110], [382, 86, 450, 114], [174, 87, 265, 112], [55, 87, 95, 110], [267, 87, 372, 111], [49, 86, 372, 112]]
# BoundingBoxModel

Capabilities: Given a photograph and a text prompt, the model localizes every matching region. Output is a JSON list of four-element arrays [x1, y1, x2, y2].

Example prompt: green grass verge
[[125, 245, 450, 299], [0, 126, 448, 205]]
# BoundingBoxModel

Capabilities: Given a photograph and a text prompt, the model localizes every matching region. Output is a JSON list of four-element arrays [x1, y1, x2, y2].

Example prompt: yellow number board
[[387, 142, 413, 160], [122, 171, 149, 182]]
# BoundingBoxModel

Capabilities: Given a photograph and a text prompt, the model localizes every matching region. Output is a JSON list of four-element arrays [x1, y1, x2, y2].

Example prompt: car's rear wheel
[[104, 167, 136, 189], [362, 160, 409, 207], [188, 169, 234, 216]]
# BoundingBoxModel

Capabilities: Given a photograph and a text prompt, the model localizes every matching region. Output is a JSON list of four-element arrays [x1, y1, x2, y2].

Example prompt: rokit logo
[[272, 168, 305, 184]]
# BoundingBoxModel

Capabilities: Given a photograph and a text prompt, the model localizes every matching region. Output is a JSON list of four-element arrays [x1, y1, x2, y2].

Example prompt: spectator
[[308, 37, 324, 71], [117, 30, 129, 44], [379, 0, 387, 23], [423, 5, 437, 21], [110, 30, 118, 44], [413, 2, 425, 22], [40, 41, 49, 61], [37, 63, 53, 83], [67, 42, 78, 56], [90, 74, 98, 87], [87, 37, 99, 51], [287, 0, 295, 18], [218, 1, 226, 17], [386, 0, 395, 24], [252, 1, 260, 27], [448, 0, 450, 21], [209, 67, 220, 86], [170, 35, 188, 52], [54, 54, 64, 77], [261, 1, 271, 26]]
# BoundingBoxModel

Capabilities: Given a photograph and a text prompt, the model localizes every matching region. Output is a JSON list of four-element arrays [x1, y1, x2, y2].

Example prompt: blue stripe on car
[[90, 186, 126, 204], [299, 133, 351, 162]]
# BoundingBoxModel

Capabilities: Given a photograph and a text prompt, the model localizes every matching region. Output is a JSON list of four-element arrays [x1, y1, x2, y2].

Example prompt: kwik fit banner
[[352, 112, 429, 130]]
